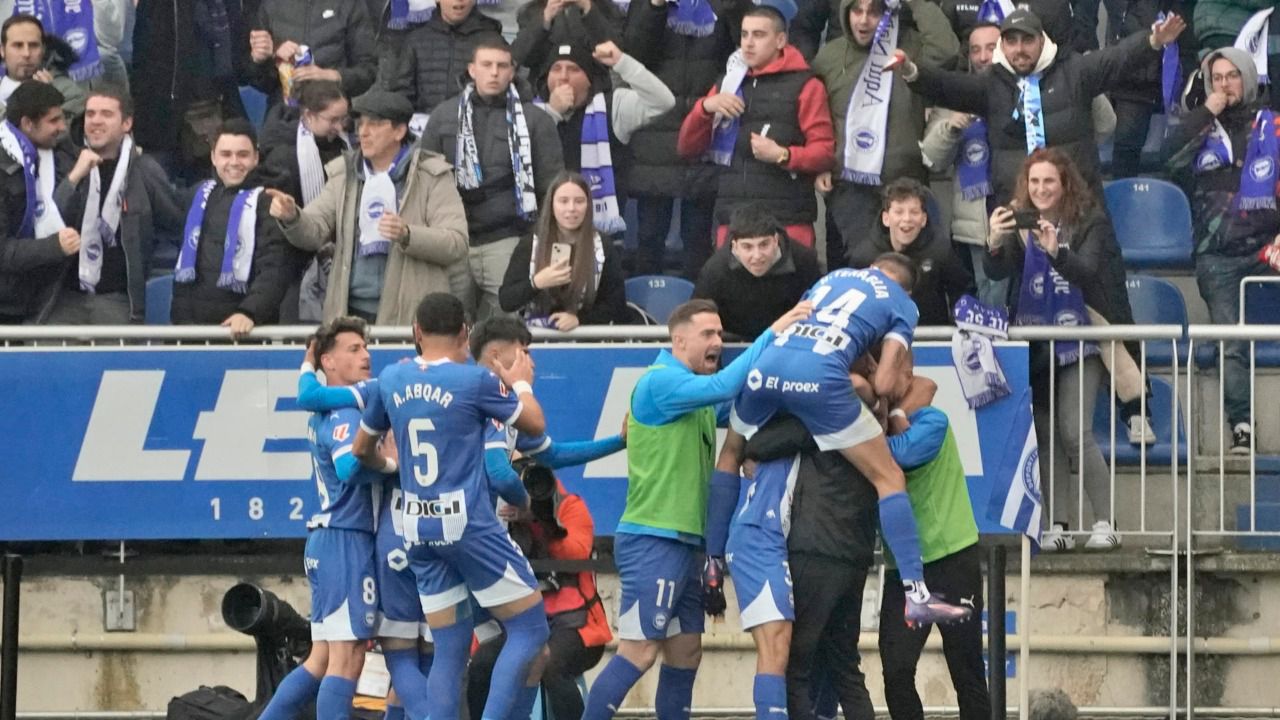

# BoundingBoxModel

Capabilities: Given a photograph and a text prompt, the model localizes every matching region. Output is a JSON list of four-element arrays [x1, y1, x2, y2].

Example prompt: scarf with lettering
[[78, 136, 132, 292], [358, 145, 410, 256], [0, 120, 38, 238], [951, 294, 1010, 409], [525, 231, 605, 326], [1234, 6, 1272, 85], [956, 119, 993, 200], [842, 1, 899, 185], [13, 0, 100, 82], [1236, 109, 1278, 210], [175, 180, 263, 294], [1015, 232, 1097, 366], [1158, 11, 1181, 114], [456, 83, 538, 220], [388, 0, 436, 28], [579, 93, 624, 234], [296, 120, 349, 206], [709, 50, 747, 167], [667, 0, 717, 37], [1015, 75, 1045, 153]]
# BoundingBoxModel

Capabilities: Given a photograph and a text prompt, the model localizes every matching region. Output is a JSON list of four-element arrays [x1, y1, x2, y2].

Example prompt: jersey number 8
[[408, 418, 440, 487]]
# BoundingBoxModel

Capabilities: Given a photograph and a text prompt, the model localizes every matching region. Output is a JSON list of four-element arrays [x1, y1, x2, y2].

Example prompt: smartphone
[[550, 242, 573, 265], [1012, 208, 1041, 230]]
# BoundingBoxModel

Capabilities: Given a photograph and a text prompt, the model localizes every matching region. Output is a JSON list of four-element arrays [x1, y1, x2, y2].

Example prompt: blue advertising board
[[0, 342, 1027, 540]]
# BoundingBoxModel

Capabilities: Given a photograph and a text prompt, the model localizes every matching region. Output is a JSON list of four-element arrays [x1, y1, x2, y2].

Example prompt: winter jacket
[[693, 236, 821, 339], [534, 484, 612, 649], [498, 234, 629, 325], [812, 0, 958, 186], [280, 147, 469, 325], [1108, 0, 1197, 107], [248, 0, 379, 104], [0, 143, 71, 319], [170, 171, 289, 325], [1166, 47, 1280, 257], [512, 0, 625, 82], [910, 28, 1161, 204], [1193, 0, 1275, 52], [39, 148, 187, 323], [420, 90, 565, 245], [259, 108, 350, 204], [847, 222, 974, 326], [384, 8, 505, 114], [621, 0, 751, 198], [677, 45, 835, 226]]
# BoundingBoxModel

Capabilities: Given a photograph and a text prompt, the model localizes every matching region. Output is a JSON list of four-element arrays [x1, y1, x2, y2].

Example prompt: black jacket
[[170, 171, 289, 325], [622, 0, 750, 197], [745, 414, 880, 568], [847, 227, 973, 327], [498, 234, 629, 324], [693, 237, 820, 339], [248, 0, 379, 104], [385, 9, 504, 113], [938, 0, 1079, 55], [0, 146, 71, 319], [512, 0, 624, 82], [39, 148, 187, 323], [259, 108, 349, 204], [420, 91, 565, 245], [911, 29, 1160, 204]]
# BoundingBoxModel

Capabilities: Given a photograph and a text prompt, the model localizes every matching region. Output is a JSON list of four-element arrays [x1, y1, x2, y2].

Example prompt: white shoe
[[1041, 523, 1075, 553], [1084, 520, 1121, 551], [1128, 415, 1156, 445]]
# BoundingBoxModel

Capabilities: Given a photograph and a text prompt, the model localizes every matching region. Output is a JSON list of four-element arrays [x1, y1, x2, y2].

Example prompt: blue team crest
[[1021, 447, 1041, 503], [1195, 150, 1223, 172], [854, 129, 878, 151], [1029, 274, 1045, 298], [963, 138, 988, 166], [367, 200, 386, 220], [65, 29, 89, 53], [1251, 156, 1275, 182], [652, 611, 669, 631], [34, 199, 44, 216]]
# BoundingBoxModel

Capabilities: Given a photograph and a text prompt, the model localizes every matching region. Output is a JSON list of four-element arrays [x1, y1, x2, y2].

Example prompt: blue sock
[[316, 676, 357, 720], [511, 684, 540, 720], [481, 602, 550, 720], [258, 665, 322, 720], [582, 656, 644, 720], [428, 617, 475, 720], [384, 648, 431, 720], [418, 649, 434, 679], [754, 673, 787, 720], [384, 705, 405, 720], [656, 665, 697, 720], [880, 492, 925, 585]]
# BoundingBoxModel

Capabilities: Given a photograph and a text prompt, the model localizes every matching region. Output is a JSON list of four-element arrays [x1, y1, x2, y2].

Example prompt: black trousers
[[467, 626, 604, 720], [633, 195, 716, 280], [1111, 98, 1157, 180], [879, 544, 991, 720], [787, 552, 876, 720]]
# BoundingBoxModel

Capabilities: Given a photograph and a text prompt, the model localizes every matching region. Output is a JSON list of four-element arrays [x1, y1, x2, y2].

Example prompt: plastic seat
[[1195, 277, 1280, 368], [1103, 179, 1194, 270], [1124, 274, 1189, 366], [145, 274, 174, 325], [1093, 376, 1187, 466], [624, 275, 695, 324]]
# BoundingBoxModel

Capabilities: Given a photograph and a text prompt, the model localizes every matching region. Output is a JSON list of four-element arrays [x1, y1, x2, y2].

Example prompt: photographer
[[468, 461, 611, 720]]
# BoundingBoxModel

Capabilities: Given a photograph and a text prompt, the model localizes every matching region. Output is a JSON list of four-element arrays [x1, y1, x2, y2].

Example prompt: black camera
[[519, 461, 559, 505]]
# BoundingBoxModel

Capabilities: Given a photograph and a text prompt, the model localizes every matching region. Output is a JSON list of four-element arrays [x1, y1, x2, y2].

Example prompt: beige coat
[[282, 148, 468, 325]]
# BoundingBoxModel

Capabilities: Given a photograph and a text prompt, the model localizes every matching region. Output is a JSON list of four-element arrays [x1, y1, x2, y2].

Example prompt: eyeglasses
[[1211, 70, 1242, 83], [316, 113, 349, 124]]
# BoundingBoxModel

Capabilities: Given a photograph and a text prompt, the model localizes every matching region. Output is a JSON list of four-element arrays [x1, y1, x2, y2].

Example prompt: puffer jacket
[[511, 0, 625, 81], [384, 8, 504, 113], [249, 0, 378, 104]]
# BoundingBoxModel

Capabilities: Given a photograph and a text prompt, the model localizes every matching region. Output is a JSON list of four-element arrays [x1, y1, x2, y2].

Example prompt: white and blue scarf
[[388, 0, 435, 28], [667, 0, 717, 37], [1015, 232, 1097, 366], [175, 180, 264, 294], [842, 0, 899, 185], [456, 83, 538, 220], [956, 119, 993, 200], [296, 120, 350, 206], [0, 120, 39, 237], [358, 145, 410, 257], [1235, 6, 1272, 85], [13, 0, 100, 82], [525, 231, 605, 327], [1014, 74, 1045, 154], [952, 295, 1011, 409], [579, 93, 625, 234], [709, 50, 748, 167], [78, 136, 132, 293]]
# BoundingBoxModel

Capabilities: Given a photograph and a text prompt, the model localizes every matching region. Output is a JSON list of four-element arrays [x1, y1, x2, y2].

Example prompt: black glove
[[702, 556, 727, 618]]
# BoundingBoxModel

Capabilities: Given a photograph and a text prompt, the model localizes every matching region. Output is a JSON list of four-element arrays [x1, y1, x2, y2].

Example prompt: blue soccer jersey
[[308, 407, 379, 533], [735, 454, 799, 536], [361, 357, 523, 543], [774, 267, 919, 364], [484, 419, 551, 458]]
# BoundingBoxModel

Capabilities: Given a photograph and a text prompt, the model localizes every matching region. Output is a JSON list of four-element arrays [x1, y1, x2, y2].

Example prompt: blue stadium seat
[[1195, 277, 1280, 367], [1103, 179, 1194, 270], [1125, 274, 1189, 366], [145, 274, 174, 325], [625, 275, 694, 324], [1093, 376, 1187, 466], [239, 86, 268, 134]]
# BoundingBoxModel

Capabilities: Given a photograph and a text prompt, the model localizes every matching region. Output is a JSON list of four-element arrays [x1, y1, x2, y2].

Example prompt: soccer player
[[261, 317, 396, 720], [353, 293, 550, 720], [728, 254, 971, 627], [581, 298, 811, 720]]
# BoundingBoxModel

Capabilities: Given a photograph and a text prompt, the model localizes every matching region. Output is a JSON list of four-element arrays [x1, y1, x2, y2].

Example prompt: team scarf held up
[[535, 92, 625, 234], [388, 0, 436, 28], [358, 145, 411, 256], [1235, 6, 1272, 85], [1194, 109, 1279, 211], [667, 0, 717, 37], [0, 119, 63, 238], [842, 0, 900, 186], [456, 83, 538, 221], [955, 0, 1010, 200], [951, 294, 1011, 409], [175, 180, 265, 294], [78, 135, 133, 293], [975, 0, 1012, 24], [296, 120, 350, 206], [1158, 11, 1181, 115], [1014, 231, 1097, 366], [1014, 74, 1045, 154], [524, 232, 606, 327], [709, 50, 748, 166], [12, 0, 101, 82]]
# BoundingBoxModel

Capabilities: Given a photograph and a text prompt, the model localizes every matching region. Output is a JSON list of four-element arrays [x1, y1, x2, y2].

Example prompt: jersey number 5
[[408, 418, 439, 487]]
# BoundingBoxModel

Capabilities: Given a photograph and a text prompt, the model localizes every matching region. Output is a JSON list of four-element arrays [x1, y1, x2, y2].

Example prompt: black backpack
[[167, 686, 252, 720]]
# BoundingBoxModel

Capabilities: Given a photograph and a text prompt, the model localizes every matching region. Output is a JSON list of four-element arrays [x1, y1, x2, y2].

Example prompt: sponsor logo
[[746, 369, 763, 391], [332, 423, 350, 442], [404, 497, 463, 518]]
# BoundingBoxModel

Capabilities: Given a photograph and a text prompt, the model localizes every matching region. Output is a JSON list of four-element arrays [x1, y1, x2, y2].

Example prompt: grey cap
[[1000, 8, 1043, 38], [351, 90, 414, 125]]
